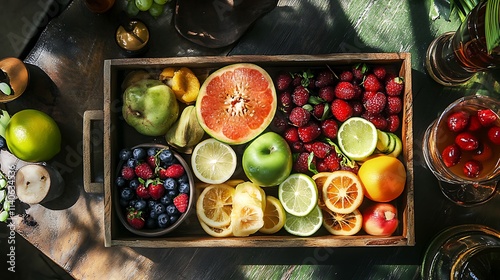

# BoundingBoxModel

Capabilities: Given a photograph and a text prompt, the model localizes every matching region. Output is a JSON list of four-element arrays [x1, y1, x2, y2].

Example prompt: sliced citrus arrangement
[[231, 203, 264, 237], [259, 196, 286, 234], [337, 117, 378, 161], [199, 219, 233, 237], [196, 63, 277, 145], [191, 138, 237, 184], [284, 205, 323, 237], [322, 171, 364, 214], [322, 208, 362, 236], [234, 182, 266, 211], [278, 173, 318, 217], [196, 184, 234, 228], [311, 172, 333, 209]]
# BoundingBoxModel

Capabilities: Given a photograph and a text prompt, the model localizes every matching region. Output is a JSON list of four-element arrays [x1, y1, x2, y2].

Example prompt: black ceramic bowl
[[114, 143, 194, 237]]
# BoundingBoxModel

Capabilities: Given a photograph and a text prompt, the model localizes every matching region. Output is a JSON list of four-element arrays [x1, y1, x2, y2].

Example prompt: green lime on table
[[5, 109, 61, 162], [191, 138, 237, 184], [284, 205, 323, 237], [278, 173, 318, 217], [337, 117, 377, 161]]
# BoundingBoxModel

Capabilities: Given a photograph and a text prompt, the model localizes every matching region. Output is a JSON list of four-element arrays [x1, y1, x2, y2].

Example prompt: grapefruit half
[[196, 63, 277, 145]]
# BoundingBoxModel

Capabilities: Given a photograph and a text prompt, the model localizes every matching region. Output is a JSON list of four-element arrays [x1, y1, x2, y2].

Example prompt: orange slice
[[259, 196, 286, 234], [322, 171, 364, 214], [322, 208, 363, 236], [312, 172, 333, 208]]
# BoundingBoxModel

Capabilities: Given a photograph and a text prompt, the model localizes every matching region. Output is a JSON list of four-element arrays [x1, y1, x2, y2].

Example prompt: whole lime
[[5, 109, 61, 162]]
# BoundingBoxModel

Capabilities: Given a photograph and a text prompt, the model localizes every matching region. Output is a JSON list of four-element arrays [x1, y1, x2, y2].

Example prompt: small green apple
[[242, 132, 293, 187], [122, 79, 179, 136]]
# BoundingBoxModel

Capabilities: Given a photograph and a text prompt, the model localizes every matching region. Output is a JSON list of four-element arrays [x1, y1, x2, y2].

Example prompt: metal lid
[[115, 20, 150, 52]]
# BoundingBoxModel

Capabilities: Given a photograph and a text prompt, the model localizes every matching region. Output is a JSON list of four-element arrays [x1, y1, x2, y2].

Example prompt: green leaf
[[0, 211, 8, 222], [486, 0, 500, 53], [307, 152, 318, 175]]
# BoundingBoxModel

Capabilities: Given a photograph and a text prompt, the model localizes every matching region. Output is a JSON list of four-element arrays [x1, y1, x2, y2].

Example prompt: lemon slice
[[196, 184, 234, 228], [284, 205, 323, 237], [259, 196, 286, 234], [199, 219, 233, 237], [337, 117, 377, 161], [322, 171, 364, 214], [231, 203, 264, 237], [322, 208, 362, 236], [278, 173, 318, 217], [191, 138, 237, 184], [234, 181, 266, 210]]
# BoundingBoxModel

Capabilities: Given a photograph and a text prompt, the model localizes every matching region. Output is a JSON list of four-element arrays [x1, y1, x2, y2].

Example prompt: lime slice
[[337, 117, 377, 161], [284, 205, 323, 237], [278, 173, 318, 217], [191, 138, 237, 184], [259, 196, 286, 234]]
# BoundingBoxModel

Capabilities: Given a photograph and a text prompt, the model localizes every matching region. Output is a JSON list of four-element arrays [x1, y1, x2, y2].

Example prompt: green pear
[[122, 79, 179, 136]]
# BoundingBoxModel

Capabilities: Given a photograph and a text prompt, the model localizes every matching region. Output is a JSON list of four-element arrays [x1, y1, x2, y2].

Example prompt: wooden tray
[[99, 54, 414, 248]]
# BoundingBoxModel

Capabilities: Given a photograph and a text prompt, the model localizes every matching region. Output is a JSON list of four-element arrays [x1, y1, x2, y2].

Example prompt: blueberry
[[147, 200, 156, 210], [0, 136, 6, 149], [159, 149, 173, 164], [116, 176, 126, 187], [157, 213, 170, 228], [178, 182, 190, 194], [120, 187, 134, 200], [147, 147, 158, 157], [160, 195, 172, 205], [166, 204, 179, 215], [119, 149, 132, 161], [154, 203, 166, 215], [132, 148, 147, 160], [119, 198, 129, 207], [177, 174, 189, 184], [146, 218, 157, 229], [149, 209, 158, 219], [134, 200, 147, 211], [167, 189, 178, 198], [164, 178, 177, 190], [129, 179, 140, 189], [169, 215, 179, 224], [128, 199, 138, 208], [126, 158, 137, 168]]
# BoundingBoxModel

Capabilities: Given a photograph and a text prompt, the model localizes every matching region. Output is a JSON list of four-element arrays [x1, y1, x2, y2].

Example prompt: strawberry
[[275, 72, 293, 91], [318, 86, 335, 102], [320, 119, 338, 139], [305, 141, 332, 159], [298, 121, 321, 143], [121, 166, 135, 180], [363, 74, 382, 92], [283, 127, 300, 143], [136, 184, 150, 199], [173, 193, 189, 213], [289, 107, 310, 127], [372, 66, 387, 80], [126, 208, 145, 229], [314, 70, 335, 87], [148, 181, 165, 200], [293, 152, 313, 173], [165, 164, 185, 179], [385, 76, 404, 96], [363, 92, 386, 114], [331, 99, 353, 122], [334, 81, 356, 100], [339, 70, 353, 82], [386, 96, 402, 114], [362, 112, 387, 130], [477, 109, 498, 127], [135, 162, 153, 179], [292, 86, 309, 106]]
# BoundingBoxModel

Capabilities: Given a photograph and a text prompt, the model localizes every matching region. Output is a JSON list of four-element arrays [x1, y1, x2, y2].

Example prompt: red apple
[[362, 203, 399, 236]]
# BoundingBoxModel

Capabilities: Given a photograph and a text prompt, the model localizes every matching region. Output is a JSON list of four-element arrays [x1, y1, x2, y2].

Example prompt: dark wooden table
[[5, 0, 500, 279]]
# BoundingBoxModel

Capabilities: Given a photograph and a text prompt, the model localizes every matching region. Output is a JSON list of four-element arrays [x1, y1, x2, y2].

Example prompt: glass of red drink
[[423, 95, 500, 206]]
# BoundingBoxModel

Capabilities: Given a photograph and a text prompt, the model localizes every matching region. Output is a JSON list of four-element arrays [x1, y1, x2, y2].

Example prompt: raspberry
[[121, 166, 135, 180], [270, 112, 289, 134], [293, 152, 313, 173], [292, 86, 309, 106], [351, 65, 365, 81], [135, 162, 153, 179], [362, 91, 376, 103], [385, 76, 404, 96], [386, 96, 402, 114], [363, 92, 386, 114], [363, 113, 387, 130], [173, 193, 189, 213], [363, 74, 382, 92], [323, 153, 341, 171], [316, 159, 330, 173], [165, 163, 185, 179], [275, 72, 293, 91], [305, 141, 332, 159], [334, 81, 356, 100], [318, 86, 335, 102], [278, 91, 293, 113], [331, 99, 353, 122], [320, 119, 338, 139], [290, 141, 305, 153], [289, 107, 310, 127], [312, 103, 326, 119], [350, 100, 364, 116], [314, 70, 335, 87], [147, 155, 157, 168], [298, 121, 321, 143], [283, 127, 300, 143], [339, 70, 353, 82], [372, 66, 387, 80], [386, 114, 400, 132], [292, 73, 302, 87]]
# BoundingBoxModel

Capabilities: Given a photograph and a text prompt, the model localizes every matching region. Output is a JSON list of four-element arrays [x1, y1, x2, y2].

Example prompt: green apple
[[242, 132, 293, 187], [122, 79, 179, 136]]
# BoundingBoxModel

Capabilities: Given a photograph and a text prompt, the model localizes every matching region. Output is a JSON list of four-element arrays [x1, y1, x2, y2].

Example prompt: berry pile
[[441, 108, 500, 178], [116, 146, 190, 231], [270, 64, 405, 174]]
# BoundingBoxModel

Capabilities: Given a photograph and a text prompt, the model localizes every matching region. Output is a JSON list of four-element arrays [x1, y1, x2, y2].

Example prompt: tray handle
[[83, 110, 104, 193]]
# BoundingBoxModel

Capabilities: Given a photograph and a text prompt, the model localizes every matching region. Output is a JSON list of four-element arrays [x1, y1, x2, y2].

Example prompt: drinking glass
[[423, 95, 500, 206], [426, 1, 500, 86], [421, 224, 500, 280]]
